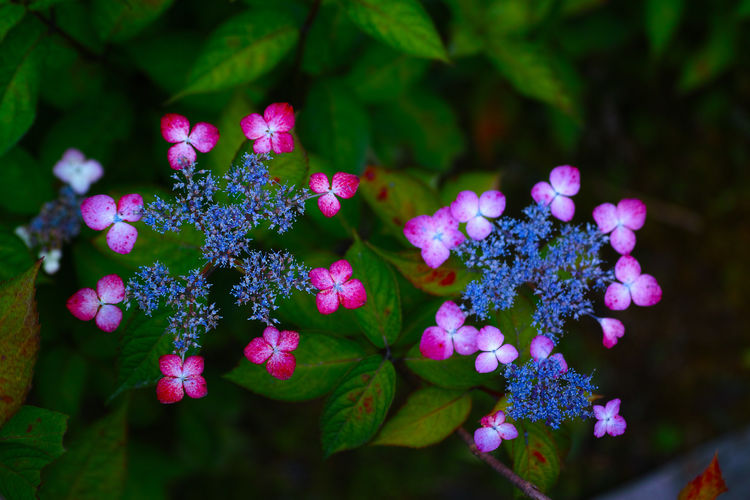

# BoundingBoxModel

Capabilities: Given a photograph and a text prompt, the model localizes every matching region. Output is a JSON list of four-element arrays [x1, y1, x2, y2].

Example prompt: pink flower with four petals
[[81, 193, 143, 254], [403, 207, 466, 269], [66, 274, 125, 332], [240, 103, 295, 154], [244, 326, 300, 380], [531, 165, 580, 221], [604, 255, 662, 310], [161, 114, 219, 170], [308, 172, 360, 217], [593, 398, 627, 438], [529, 335, 568, 373], [53, 148, 103, 195], [593, 199, 647, 255], [597, 317, 625, 348], [310, 260, 367, 315], [450, 190, 506, 240], [419, 300, 478, 360], [474, 410, 519, 452], [156, 355, 207, 404], [475, 326, 519, 373]]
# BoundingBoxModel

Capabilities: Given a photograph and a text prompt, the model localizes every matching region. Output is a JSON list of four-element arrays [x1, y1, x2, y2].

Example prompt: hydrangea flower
[[66, 274, 125, 332], [81, 193, 143, 254], [419, 300, 478, 360], [450, 190, 506, 240], [593, 398, 626, 437], [53, 148, 103, 194], [39, 248, 62, 274], [604, 255, 662, 310], [156, 355, 207, 404], [597, 317, 625, 348], [244, 326, 300, 380], [475, 326, 519, 373], [404, 207, 465, 269], [161, 114, 220, 170], [531, 165, 580, 221], [474, 410, 518, 452], [530, 335, 568, 374], [309, 259, 366, 314], [240, 103, 295, 154], [308, 172, 359, 217], [593, 199, 647, 255]]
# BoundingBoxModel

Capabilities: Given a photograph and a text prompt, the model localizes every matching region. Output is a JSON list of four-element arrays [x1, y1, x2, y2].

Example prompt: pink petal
[[549, 165, 580, 196], [331, 172, 359, 199], [267, 351, 296, 380], [262, 326, 280, 347], [252, 135, 272, 154], [614, 255, 641, 284], [159, 354, 183, 377], [496, 422, 518, 440], [593, 404, 606, 420], [96, 274, 125, 304], [442, 226, 466, 249], [495, 344, 519, 364], [264, 102, 295, 132], [479, 190, 506, 218], [476, 326, 504, 351], [403, 215, 434, 249], [604, 283, 631, 311], [420, 326, 453, 360], [81, 194, 116, 231], [450, 191, 479, 222], [549, 352, 568, 373], [485, 410, 505, 427], [531, 181, 555, 205], [167, 142, 196, 170], [435, 300, 465, 332], [188, 122, 220, 153], [550, 195, 575, 222], [117, 194, 143, 222], [530, 335, 554, 361], [592, 203, 618, 234], [309, 267, 334, 290], [106, 222, 138, 254], [95, 304, 122, 332], [271, 132, 294, 154], [316, 289, 340, 315], [156, 377, 184, 404], [610, 226, 636, 255], [617, 198, 646, 230], [474, 427, 501, 452], [61, 148, 85, 163], [604, 398, 621, 417], [432, 207, 458, 232], [329, 259, 354, 284], [475, 352, 499, 373], [66, 288, 99, 321], [607, 415, 627, 436], [183, 375, 207, 399], [182, 356, 204, 377], [630, 274, 662, 307], [240, 113, 268, 140], [308, 172, 331, 193], [244, 337, 273, 364], [466, 216, 492, 240], [277, 330, 300, 352], [339, 279, 367, 309], [453, 326, 479, 355], [421, 240, 450, 269], [599, 318, 625, 349], [317, 192, 341, 217], [161, 113, 190, 143], [594, 419, 607, 438]]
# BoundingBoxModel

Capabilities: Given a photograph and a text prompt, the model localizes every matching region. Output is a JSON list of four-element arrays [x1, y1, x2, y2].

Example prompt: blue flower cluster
[[17, 186, 81, 252]]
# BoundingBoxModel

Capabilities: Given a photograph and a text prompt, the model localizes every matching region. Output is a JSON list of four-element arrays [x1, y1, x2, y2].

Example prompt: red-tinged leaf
[[503, 421, 569, 495], [678, 454, 729, 500]]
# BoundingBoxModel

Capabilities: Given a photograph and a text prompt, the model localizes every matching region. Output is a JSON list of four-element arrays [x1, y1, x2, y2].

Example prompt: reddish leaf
[[678, 454, 728, 500]]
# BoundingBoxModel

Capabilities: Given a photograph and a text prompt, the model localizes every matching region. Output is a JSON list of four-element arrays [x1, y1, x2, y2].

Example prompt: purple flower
[[403, 207, 465, 269], [593, 398, 627, 438]]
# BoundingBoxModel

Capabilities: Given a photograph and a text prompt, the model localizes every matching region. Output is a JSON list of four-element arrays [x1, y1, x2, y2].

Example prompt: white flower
[[53, 149, 103, 195]]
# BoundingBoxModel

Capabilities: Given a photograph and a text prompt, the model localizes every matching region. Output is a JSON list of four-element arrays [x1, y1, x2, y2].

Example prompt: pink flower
[[403, 207, 466, 269], [244, 326, 300, 380], [529, 335, 568, 373], [308, 172, 359, 217], [597, 317, 625, 348], [475, 326, 519, 373], [593, 398, 626, 438], [419, 301, 478, 360], [81, 194, 143, 254], [310, 259, 367, 315], [531, 165, 580, 221], [605, 255, 662, 310], [240, 102, 295, 154], [66, 274, 125, 332], [593, 199, 647, 255], [474, 410, 518, 452], [161, 114, 219, 170], [450, 190, 506, 240], [53, 148, 103, 195], [156, 355, 207, 404]]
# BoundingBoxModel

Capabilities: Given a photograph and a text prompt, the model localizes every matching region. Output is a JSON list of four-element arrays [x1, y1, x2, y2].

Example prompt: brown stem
[[456, 428, 551, 500]]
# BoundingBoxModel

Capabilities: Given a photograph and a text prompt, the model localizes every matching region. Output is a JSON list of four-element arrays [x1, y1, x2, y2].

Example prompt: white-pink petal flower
[[529, 335, 568, 374], [161, 113, 219, 170], [240, 103, 295, 154], [308, 172, 360, 217], [605, 255, 662, 310], [81, 193, 143, 254], [450, 190, 506, 240], [598, 317, 625, 348], [309, 259, 366, 315], [403, 207, 466, 269], [475, 326, 518, 373], [66, 274, 125, 332], [531, 165, 580, 221], [474, 410, 518, 452], [593, 199, 647, 255], [157, 354, 207, 404], [244, 326, 300, 380], [593, 398, 627, 438], [53, 148, 103, 195], [419, 301, 478, 360]]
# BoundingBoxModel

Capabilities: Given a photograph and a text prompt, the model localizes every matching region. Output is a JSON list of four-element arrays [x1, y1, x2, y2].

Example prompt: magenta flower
[[308, 172, 359, 217], [81, 193, 143, 254], [605, 255, 662, 310], [597, 317, 625, 349], [161, 113, 219, 170], [474, 410, 518, 452], [156, 355, 207, 404], [310, 259, 367, 315], [403, 207, 466, 269], [593, 398, 627, 438], [53, 148, 103, 195], [531, 165, 580, 221], [529, 335, 568, 373], [66, 274, 125, 332], [450, 190, 506, 240], [593, 199, 647, 255], [240, 102, 295, 154], [419, 300, 478, 360], [475, 326, 519, 373], [244, 326, 300, 380]]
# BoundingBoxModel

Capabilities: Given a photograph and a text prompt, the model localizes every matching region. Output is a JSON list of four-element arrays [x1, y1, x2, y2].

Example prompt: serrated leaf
[[346, 43, 429, 103], [0, 406, 68, 500], [504, 421, 568, 495], [404, 344, 500, 390], [320, 355, 395, 456], [345, 240, 401, 348], [645, 0, 684, 56], [225, 333, 367, 401], [344, 0, 448, 61], [373, 387, 471, 447], [172, 9, 298, 101], [678, 453, 728, 500], [0, 261, 41, 427], [91, 0, 174, 43]]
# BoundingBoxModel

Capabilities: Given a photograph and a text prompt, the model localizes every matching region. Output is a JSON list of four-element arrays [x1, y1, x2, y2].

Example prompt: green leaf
[[345, 240, 402, 348], [0, 4, 25, 43], [172, 9, 298, 100], [302, 3, 362, 76], [344, 0, 448, 61], [0, 148, 54, 215], [373, 387, 471, 447], [645, 0, 684, 56], [34, 347, 88, 416], [678, 22, 736, 93], [346, 43, 429, 103], [320, 355, 396, 456], [91, 0, 174, 43], [439, 170, 501, 207], [0, 406, 68, 500], [404, 344, 501, 390], [495, 289, 538, 364], [504, 421, 569, 495], [0, 261, 41, 427], [0, 18, 44, 156], [0, 226, 35, 282], [39, 403, 128, 500], [225, 333, 367, 401]]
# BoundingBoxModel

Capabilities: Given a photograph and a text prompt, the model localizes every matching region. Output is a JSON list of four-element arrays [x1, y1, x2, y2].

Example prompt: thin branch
[[456, 428, 551, 500]]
